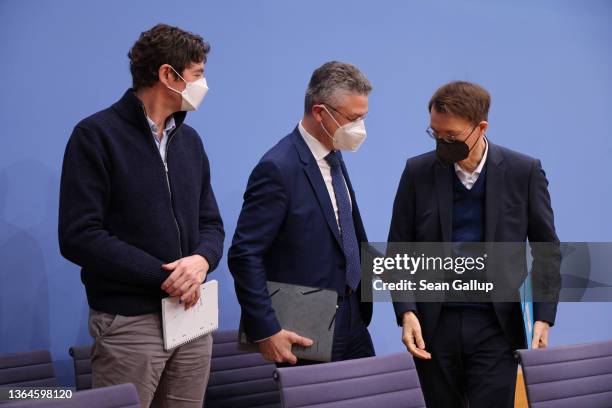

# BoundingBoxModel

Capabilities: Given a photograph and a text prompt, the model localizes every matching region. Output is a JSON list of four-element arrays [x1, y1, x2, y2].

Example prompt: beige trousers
[[88, 309, 213, 408]]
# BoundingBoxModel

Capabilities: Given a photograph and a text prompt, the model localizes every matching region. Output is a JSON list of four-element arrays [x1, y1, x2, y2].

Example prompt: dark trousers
[[277, 290, 375, 367], [415, 306, 517, 408], [331, 290, 375, 361]]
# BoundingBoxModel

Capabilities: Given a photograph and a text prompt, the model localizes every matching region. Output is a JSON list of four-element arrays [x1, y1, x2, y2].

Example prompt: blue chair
[[205, 330, 280, 407], [274, 352, 426, 408], [0, 350, 57, 388], [68, 345, 92, 391], [517, 339, 612, 408]]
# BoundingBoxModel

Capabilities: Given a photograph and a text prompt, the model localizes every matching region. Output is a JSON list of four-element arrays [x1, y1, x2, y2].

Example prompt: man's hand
[[402, 311, 431, 360], [161, 254, 209, 309], [257, 329, 314, 365], [183, 287, 201, 310], [532, 320, 550, 349]]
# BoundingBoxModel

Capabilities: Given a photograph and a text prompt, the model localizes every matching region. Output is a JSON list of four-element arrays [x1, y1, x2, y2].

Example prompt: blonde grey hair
[[304, 61, 372, 113]]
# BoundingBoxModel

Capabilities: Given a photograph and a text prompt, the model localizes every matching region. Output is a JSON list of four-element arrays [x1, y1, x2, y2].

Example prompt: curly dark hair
[[128, 23, 210, 91]]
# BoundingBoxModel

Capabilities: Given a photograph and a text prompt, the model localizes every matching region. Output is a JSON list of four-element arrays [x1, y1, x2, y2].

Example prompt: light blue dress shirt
[[146, 115, 176, 170]]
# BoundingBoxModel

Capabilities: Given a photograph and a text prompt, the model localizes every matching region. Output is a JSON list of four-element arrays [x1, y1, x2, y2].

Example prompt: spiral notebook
[[161, 280, 219, 350]]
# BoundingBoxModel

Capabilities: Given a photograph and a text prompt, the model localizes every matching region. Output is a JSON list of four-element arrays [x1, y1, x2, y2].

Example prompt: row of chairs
[[1, 331, 611, 407], [0, 330, 281, 407], [1, 329, 424, 407]]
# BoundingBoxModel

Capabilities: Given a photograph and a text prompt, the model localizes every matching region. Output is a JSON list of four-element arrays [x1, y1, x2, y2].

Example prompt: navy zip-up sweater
[[58, 89, 224, 316]]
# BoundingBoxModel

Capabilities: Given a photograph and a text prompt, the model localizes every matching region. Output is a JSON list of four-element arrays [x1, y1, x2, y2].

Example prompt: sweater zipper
[[165, 132, 183, 258], [143, 108, 183, 258]]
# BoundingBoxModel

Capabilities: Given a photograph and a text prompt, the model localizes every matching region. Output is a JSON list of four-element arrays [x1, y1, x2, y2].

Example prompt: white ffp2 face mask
[[167, 66, 208, 111], [320, 105, 367, 152]]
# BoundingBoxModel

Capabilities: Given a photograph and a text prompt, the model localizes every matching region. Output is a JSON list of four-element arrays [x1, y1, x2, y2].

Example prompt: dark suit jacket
[[388, 141, 561, 350], [229, 127, 372, 341]]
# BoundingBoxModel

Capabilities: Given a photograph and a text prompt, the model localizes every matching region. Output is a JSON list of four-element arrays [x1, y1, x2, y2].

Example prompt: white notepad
[[161, 280, 219, 350]]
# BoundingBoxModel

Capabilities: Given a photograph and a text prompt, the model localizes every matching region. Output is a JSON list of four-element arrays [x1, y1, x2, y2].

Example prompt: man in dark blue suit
[[389, 81, 561, 407], [228, 61, 375, 365]]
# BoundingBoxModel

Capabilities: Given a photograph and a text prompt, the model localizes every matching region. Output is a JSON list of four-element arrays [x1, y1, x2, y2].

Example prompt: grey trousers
[[88, 309, 213, 408]]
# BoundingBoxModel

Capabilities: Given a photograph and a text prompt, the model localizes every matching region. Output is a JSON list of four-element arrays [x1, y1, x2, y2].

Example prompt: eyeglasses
[[426, 125, 477, 144], [327, 105, 367, 123]]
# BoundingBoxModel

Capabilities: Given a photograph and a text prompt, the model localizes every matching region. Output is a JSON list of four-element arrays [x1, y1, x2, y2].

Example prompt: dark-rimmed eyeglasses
[[426, 125, 477, 144]]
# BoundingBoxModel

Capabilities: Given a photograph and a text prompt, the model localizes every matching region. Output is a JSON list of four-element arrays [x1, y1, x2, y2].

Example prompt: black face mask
[[435, 128, 479, 166]]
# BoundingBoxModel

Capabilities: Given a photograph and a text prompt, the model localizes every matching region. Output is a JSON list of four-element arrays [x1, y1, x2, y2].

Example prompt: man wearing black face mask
[[388, 81, 560, 408]]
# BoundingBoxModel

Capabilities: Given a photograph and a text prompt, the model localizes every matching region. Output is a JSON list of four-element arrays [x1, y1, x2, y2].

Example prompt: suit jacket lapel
[[485, 142, 506, 242], [435, 162, 453, 242], [290, 129, 342, 247]]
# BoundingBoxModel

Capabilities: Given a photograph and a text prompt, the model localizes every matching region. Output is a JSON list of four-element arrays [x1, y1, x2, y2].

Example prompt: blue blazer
[[388, 142, 561, 350], [229, 127, 372, 341]]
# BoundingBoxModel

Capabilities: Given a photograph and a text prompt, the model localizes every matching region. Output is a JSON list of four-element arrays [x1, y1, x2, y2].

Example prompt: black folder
[[238, 281, 338, 362]]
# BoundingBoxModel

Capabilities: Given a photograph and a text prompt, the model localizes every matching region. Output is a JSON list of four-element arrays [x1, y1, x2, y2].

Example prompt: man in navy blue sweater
[[58, 24, 224, 407], [389, 81, 560, 407]]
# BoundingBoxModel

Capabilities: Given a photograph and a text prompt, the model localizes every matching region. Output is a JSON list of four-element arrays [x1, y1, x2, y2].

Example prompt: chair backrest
[[1, 383, 140, 408], [517, 340, 612, 408], [0, 350, 57, 387], [68, 345, 92, 390], [275, 352, 426, 408], [205, 330, 280, 408]]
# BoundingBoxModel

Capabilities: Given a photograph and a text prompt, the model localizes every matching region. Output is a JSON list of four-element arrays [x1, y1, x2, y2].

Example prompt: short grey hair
[[304, 61, 372, 113]]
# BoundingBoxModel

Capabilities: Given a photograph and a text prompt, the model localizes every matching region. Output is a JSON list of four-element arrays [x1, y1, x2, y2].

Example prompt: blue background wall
[[0, 0, 610, 385]]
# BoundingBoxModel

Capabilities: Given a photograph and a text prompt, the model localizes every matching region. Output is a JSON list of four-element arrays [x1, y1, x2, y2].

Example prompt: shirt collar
[[454, 136, 489, 176], [146, 115, 176, 137], [298, 120, 331, 161]]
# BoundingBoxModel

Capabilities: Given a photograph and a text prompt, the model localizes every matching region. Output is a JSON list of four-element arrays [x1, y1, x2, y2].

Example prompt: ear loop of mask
[[464, 126, 481, 152], [319, 105, 342, 141], [473, 132, 487, 152], [166, 65, 187, 95]]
